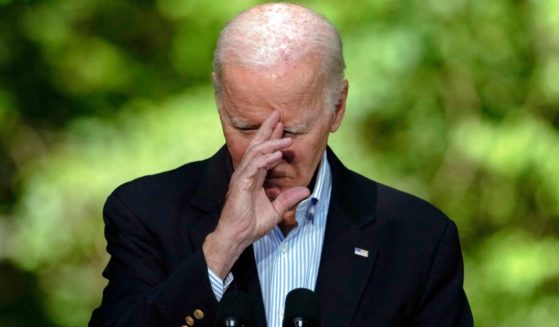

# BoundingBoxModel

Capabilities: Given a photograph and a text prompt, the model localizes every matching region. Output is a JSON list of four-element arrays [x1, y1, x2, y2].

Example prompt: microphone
[[215, 291, 256, 327], [283, 288, 321, 327]]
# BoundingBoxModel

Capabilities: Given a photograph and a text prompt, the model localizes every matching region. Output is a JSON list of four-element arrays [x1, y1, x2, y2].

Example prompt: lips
[[263, 173, 287, 190], [263, 177, 282, 188], [265, 170, 285, 179], [265, 170, 286, 184], [264, 169, 291, 190]]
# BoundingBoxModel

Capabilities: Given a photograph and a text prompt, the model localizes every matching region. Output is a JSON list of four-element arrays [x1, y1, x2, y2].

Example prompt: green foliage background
[[1, 0, 558, 326]]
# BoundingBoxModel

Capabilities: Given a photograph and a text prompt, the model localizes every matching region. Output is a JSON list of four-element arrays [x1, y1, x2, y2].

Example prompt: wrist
[[202, 229, 246, 279]]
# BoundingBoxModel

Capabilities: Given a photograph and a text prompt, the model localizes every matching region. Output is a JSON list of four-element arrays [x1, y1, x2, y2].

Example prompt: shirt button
[[281, 244, 287, 254], [185, 316, 194, 326]]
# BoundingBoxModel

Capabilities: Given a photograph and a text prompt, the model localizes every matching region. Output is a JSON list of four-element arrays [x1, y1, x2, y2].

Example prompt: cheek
[[224, 132, 251, 168], [290, 132, 329, 166], [285, 139, 314, 165]]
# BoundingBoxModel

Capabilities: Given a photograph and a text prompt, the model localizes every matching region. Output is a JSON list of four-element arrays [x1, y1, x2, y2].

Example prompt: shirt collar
[[295, 151, 332, 224]]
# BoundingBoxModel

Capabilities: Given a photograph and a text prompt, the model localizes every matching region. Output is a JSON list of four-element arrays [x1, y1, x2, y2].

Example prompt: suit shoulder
[[350, 170, 451, 229], [109, 158, 209, 205]]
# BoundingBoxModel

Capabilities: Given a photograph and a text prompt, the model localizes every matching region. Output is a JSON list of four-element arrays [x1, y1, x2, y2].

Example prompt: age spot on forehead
[[217, 3, 335, 68]]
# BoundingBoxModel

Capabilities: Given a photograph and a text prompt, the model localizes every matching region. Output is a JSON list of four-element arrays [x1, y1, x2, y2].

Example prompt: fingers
[[246, 150, 283, 176], [271, 120, 284, 140], [250, 136, 291, 155], [235, 146, 285, 188], [231, 109, 292, 193], [237, 137, 290, 171], [245, 111, 286, 166], [241, 111, 287, 170], [272, 186, 310, 215], [251, 111, 280, 145]]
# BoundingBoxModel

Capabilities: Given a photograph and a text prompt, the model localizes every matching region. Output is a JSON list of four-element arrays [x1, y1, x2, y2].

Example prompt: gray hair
[[212, 3, 346, 111]]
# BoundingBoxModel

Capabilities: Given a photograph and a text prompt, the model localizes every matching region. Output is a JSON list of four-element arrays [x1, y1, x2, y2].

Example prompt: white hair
[[213, 3, 346, 111]]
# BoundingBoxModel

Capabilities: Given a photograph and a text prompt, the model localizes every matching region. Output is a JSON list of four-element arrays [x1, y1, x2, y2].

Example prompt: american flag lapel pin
[[354, 247, 369, 258]]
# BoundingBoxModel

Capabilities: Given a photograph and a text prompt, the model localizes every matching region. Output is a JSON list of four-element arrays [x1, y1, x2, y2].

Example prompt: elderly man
[[90, 3, 472, 327]]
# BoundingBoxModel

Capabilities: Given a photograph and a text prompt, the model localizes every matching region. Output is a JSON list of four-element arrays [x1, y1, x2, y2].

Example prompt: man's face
[[215, 56, 347, 199]]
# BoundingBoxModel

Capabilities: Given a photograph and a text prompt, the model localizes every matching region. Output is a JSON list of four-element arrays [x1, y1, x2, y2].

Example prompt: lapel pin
[[354, 247, 369, 258]]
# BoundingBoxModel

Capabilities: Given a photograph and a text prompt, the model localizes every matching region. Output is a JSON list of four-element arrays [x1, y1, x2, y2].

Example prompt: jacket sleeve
[[413, 220, 473, 326], [89, 192, 219, 327]]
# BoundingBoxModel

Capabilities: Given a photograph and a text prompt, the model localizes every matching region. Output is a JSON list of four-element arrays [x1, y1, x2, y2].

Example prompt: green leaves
[[1, 0, 558, 326]]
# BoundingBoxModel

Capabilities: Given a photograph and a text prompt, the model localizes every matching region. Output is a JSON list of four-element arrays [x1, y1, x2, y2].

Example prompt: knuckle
[[246, 142, 263, 155]]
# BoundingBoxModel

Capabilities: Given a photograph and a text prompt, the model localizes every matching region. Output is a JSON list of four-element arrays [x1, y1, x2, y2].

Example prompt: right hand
[[202, 111, 310, 278]]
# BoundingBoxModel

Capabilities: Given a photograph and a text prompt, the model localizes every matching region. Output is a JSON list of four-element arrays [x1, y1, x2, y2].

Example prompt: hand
[[203, 111, 310, 278]]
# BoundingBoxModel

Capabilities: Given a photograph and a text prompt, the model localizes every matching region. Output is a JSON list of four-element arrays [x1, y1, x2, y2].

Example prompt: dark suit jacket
[[90, 146, 473, 326]]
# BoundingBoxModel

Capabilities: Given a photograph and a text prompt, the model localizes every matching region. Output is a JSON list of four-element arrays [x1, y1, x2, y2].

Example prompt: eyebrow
[[230, 117, 257, 129], [230, 116, 308, 133], [284, 123, 308, 133]]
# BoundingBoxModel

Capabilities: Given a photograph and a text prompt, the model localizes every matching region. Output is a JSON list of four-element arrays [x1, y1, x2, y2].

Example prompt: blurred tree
[[0, 260, 57, 326], [0, 0, 558, 326]]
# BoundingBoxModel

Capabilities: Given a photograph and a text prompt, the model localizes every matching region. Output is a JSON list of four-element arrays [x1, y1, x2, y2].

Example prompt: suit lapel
[[188, 146, 232, 248], [315, 149, 382, 326]]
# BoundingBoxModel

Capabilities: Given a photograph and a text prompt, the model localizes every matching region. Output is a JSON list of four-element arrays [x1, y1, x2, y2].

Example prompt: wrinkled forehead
[[219, 56, 326, 103], [217, 57, 328, 127]]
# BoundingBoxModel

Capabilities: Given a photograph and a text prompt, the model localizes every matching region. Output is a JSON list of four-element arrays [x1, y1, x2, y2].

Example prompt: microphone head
[[283, 288, 321, 326], [215, 291, 256, 327]]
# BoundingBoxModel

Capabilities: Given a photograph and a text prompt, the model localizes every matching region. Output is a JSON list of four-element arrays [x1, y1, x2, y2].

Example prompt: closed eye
[[284, 128, 306, 136], [283, 130, 300, 136], [236, 126, 258, 134], [283, 122, 308, 136]]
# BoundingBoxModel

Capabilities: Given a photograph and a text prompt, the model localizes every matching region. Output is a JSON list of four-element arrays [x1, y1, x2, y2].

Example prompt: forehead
[[219, 56, 326, 123]]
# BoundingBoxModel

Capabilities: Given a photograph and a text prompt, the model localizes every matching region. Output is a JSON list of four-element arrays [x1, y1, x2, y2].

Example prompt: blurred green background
[[1, 0, 558, 326]]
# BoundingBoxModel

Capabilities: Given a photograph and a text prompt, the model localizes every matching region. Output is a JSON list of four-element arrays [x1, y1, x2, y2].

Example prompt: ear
[[329, 80, 349, 133]]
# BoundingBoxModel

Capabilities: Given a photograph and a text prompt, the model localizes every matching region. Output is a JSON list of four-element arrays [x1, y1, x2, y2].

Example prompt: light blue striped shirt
[[208, 151, 332, 327], [253, 151, 331, 327]]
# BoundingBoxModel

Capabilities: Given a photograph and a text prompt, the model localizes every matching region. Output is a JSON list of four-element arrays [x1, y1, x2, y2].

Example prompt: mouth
[[263, 174, 287, 200], [263, 177, 282, 189], [265, 170, 285, 179], [264, 171, 286, 183]]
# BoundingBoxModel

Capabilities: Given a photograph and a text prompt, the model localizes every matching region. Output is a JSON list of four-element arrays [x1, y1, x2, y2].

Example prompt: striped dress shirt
[[253, 151, 331, 327], [208, 151, 332, 327]]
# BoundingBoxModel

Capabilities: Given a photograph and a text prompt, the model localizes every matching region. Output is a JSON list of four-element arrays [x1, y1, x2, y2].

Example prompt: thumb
[[272, 186, 310, 215]]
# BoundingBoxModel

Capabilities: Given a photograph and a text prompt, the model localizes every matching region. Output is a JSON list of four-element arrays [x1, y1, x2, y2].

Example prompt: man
[[90, 3, 472, 326]]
